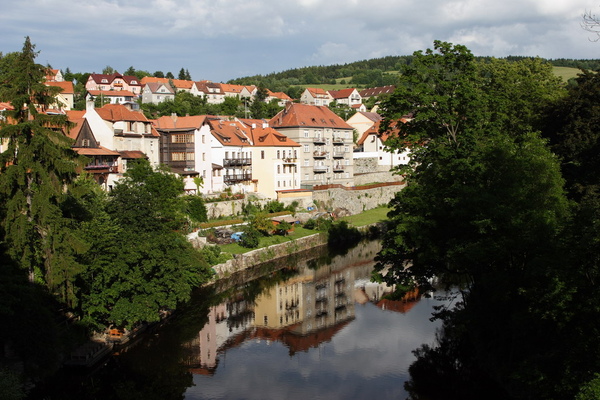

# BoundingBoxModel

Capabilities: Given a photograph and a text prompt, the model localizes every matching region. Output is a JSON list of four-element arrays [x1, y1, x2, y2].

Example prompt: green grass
[[217, 206, 391, 255], [219, 226, 321, 254], [553, 66, 582, 82], [340, 206, 391, 226]]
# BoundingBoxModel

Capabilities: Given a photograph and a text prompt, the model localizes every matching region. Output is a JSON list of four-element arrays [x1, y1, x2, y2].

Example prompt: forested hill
[[227, 55, 600, 92]]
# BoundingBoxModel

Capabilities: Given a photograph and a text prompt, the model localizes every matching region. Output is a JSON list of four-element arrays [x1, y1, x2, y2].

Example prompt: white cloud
[[0, 0, 597, 81]]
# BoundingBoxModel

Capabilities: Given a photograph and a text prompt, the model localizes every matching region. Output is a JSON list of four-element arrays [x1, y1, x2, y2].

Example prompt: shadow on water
[[28, 239, 455, 400]]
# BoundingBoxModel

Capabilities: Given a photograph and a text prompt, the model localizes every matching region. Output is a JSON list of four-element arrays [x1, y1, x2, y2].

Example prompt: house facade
[[141, 82, 175, 105], [46, 81, 75, 110], [85, 73, 142, 95], [247, 122, 301, 199], [269, 103, 355, 188], [328, 88, 362, 107], [207, 118, 254, 194], [300, 88, 332, 107], [354, 119, 411, 171], [153, 115, 218, 194]]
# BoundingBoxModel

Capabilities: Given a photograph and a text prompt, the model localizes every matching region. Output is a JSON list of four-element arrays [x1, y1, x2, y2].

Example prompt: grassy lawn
[[217, 206, 391, 255], [340, 206, 391, 226], [553, 66, 582, 82]]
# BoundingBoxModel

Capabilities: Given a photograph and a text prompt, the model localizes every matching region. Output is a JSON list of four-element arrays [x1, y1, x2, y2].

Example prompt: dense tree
[[0, 37, 87, 296], [77, 160, 212, 330], [375, 41, 573, 398]]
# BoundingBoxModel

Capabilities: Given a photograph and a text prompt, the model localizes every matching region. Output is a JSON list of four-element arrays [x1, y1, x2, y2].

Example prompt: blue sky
[[1, 0, 599, 82]]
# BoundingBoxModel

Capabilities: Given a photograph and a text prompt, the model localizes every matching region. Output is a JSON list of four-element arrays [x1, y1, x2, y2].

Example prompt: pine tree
[[0, 37, 86, 303]]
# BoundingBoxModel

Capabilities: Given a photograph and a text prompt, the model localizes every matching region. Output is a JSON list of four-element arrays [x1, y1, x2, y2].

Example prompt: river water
[[33, 240, 455, 400]]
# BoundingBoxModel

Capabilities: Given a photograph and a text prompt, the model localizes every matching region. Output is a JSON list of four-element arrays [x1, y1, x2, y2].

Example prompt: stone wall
[[210, 233, 328, 280], [312, 182, 404, 214]]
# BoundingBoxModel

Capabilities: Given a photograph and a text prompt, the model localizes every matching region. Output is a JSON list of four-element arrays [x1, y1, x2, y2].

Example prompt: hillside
[[227, 55, 600, 94]]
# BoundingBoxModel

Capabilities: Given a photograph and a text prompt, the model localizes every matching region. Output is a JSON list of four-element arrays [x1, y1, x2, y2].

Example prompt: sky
[[1, 0, 600, 83]]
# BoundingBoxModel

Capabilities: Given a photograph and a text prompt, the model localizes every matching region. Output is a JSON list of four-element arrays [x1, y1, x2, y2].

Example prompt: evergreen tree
[[0, 37, 87, 299]]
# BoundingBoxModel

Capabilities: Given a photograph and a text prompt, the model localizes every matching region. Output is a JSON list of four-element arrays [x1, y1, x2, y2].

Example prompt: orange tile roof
[[306, 87, 329, 97], [267, 90, 292, 101], [328, 88, 356, 99], [140, 76, 193, 90], [153, 115, 207, 130], [65, 117, 84, 140], [45, 81, 74, 94], [208, 118, 252, 147], [249, 125, 300, 147], [74, 146, 120, 156], [96, 103, 149, 122], [269, 103, 353, 130]]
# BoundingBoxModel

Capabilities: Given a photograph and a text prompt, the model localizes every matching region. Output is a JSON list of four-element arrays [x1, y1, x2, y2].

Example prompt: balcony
[[313, 136, 325, 144], [223, 157, 251, 167], [282, 157, 297, 164], [84, 163, 117, 173], [332, 137, 344, 145], [224, 173, 252, 184], [333, 164, 345, 172], [314, 166, 327, 173], [313, 150, 328, 159], [332, 151, 345, 159]]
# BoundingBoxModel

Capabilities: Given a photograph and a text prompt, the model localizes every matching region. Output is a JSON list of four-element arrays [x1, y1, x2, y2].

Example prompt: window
[[82, 139, 90, 147], [277, 150, 280, 159], [304, 159, 309, 166], [172, 134, 193, 143], [202, 153, 206, 161], [261, 150, 265, 159], [202, 135, 205, 143], [303, 144, 309, 153], [304, 130, 309, 138], [171, 152, 185, 161]]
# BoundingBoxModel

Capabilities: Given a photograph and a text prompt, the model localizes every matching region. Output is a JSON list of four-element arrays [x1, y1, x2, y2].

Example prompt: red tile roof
[[208, 118, 252, 147], [153, 115, 207, 130], [87, 90, 136, 97], [249, 125, 300, 147], [269, 103, 353, 130], [96, 103, 149, 122], [328, 88, 356, 99]]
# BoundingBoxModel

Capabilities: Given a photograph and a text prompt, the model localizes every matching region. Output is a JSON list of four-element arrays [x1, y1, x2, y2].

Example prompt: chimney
[[171, 113, 178, 127]]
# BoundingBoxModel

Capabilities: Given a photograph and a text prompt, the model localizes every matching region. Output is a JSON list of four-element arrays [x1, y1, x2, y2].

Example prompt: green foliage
[[376, 41, 575, 398], [239, 225, 261, 248], [184, 195, 208, 223], [576, 374, 600, 400], [274, 221, 292, 236], [0, 369, 25, 400], [197, 245, 231, 266], [327, 220, 362, 247]]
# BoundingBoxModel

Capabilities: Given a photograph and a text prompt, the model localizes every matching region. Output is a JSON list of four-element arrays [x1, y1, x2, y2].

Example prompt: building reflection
[[181, 241, 385, 374]]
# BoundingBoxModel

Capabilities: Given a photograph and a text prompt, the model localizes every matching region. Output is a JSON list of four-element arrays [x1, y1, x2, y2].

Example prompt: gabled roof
[[208, 118, 252, 147], [140, 76, 193, 90], [356, 118, 409, 146], [358, 85, 396, 97], [74, 146, 120, 156], [269, 103, 353, 130], [357, 111, 383, 123], [89, 73, 140, 85], [143, 82, 175, 94], [266, 90, 292, 102], [45, 81, 74, 94], [119, 150, 147, 159], [248, 125, 300, 147], [305, 87, 330, 97], [153, 115, 207, 130], [328, 88, 357, 99], [96, 103, 149, 122]]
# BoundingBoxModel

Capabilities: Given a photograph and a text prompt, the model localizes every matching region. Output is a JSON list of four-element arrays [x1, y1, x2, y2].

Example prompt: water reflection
[[31, 240, 452, 400], [178, 241, 452, 400]]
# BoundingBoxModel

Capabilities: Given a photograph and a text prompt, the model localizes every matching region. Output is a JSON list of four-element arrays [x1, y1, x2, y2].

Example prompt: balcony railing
[[332, 151, 345, 158], [282, 157, 297, 164], [313, 151, 328, 158], [332, 137, 344, 144], [223, 157, 251, 167], [333, 164, 345, 172], [85, 163, 117, 172], [313, 136, 326, 144], [224, 173, 252, 184], [314, 166, 327, 173]]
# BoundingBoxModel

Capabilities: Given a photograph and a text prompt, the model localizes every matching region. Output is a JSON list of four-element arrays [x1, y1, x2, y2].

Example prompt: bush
[[274, 221, 293, 236], [184, 195, 208, 223], [327, 220, 362, 247], [239, 225, 261, 248]]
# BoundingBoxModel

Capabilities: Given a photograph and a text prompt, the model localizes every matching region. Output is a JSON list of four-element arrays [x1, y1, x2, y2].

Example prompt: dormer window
[[131, 80, 138, 84], [101, 79, 108, 83]]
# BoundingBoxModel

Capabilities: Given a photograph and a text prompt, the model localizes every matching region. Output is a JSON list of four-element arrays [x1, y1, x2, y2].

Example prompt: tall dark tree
[[0, 37, 87, 300], [375, 41, 572, 398]]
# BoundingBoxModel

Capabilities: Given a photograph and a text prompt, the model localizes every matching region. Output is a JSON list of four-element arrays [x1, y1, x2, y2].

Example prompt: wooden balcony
[[224, 173, 252, 184], [313, 151, 328, 159], [224, 157, 251, 167]]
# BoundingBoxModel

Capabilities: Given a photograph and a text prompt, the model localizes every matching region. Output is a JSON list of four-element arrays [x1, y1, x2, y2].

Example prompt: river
[[31, 240, 456, 400]]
